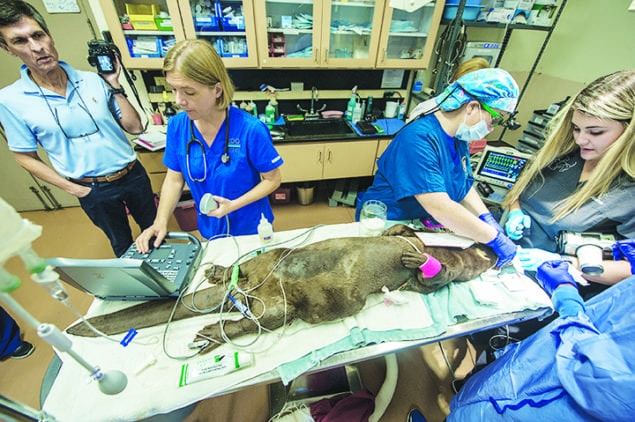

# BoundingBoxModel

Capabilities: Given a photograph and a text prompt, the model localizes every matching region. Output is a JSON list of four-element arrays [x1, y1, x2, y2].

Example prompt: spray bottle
[[346, 86, 358, 121]]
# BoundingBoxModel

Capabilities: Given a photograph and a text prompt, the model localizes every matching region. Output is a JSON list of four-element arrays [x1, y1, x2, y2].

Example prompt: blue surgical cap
[[434, 68, 519, 113]]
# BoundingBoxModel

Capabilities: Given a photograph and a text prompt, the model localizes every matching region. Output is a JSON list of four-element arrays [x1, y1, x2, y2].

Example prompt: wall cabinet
[[99, 0, 186, 70], [253, 0, 385, 68], [253, 0, 445, 69], [98, 0, 444, 70], [276, 140, 378, 183], [375, 1, 445, 69], [99, 0, 258, 69]]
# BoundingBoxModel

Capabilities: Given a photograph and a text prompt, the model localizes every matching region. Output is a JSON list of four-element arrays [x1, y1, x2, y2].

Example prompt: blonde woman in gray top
[[504, 70, 635, 289]]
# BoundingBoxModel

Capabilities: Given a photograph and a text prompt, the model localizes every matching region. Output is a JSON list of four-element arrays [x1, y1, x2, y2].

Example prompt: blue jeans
[[1, 307, 21, 359], [78, 161, 157, 257]]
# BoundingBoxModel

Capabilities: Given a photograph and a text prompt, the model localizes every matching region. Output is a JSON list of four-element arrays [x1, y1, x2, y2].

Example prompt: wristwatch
[[109, 87, 127, 97]]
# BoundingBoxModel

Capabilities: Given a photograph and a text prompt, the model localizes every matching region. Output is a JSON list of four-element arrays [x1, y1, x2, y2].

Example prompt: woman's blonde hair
[[163, 40, 234, 109], [504, 70, 635, 221], [452, 57, 490, 82]]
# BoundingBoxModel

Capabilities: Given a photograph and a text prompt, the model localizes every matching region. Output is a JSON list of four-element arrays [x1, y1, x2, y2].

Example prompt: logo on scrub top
[[228, 138, 241, 148]]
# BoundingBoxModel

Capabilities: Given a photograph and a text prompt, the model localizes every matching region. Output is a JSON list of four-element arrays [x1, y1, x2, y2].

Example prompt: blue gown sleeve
[[554, 314, 635, 421]]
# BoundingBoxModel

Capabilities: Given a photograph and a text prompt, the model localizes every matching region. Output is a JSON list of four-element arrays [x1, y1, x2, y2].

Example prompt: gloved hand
[[486, 231, 518, 268], [505, 209, 531, 240], [479, 212, 504, 234], [612, 239, 635, 274], [537, 260, 584, 317], [518, 248, 562, 271], [536, 260, 577, 295]]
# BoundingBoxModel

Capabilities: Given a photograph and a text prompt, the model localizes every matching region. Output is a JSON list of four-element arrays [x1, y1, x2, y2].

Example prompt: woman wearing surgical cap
[[359, 68, 520, 268], [503, 70, 635, 291]]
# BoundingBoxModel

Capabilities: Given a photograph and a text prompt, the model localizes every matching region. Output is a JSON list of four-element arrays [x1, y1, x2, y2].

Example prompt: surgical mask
[[455, 106, 492, 142]]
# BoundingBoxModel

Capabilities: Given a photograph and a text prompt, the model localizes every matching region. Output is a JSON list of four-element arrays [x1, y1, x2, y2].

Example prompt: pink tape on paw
[[419, 253, 442, 278]]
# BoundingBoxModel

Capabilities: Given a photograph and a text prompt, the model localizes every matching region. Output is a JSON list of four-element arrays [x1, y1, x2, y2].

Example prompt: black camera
[[87, 40, 119, 74]]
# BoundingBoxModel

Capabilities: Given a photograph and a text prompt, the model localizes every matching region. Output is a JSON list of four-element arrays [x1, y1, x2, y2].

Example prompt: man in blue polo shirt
[[0, 1, 156, 257]]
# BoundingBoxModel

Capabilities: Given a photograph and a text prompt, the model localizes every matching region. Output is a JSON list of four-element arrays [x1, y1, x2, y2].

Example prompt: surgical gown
[[448, 274, 635, 421]]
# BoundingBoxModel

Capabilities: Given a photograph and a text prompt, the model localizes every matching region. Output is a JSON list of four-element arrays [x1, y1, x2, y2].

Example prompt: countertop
[[133, 118, 407, 153], [269, 117, 406, 144]]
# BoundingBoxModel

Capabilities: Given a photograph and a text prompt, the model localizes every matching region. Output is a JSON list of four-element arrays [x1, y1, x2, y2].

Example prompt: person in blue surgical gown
[[447, 238, 635, 421]]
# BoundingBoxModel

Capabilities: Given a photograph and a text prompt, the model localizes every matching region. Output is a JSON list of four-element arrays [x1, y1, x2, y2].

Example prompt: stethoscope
[[186, 108, 230, 182]]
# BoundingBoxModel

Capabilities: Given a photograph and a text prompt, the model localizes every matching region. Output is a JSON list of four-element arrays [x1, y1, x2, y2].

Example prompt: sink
[[283, 118, 358, 139]]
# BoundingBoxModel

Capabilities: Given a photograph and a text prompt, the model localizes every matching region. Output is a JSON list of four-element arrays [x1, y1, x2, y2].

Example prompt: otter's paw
[[401, 251, 428, 268]]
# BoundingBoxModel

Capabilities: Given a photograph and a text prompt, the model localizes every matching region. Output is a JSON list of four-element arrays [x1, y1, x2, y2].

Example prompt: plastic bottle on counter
[[366, 96, 373, 119], [257, 213, 273, 247], [398, 100, 406, 120], [162, 91, 176, 122], [352, 101, 363, 123], [249, 100, 258, 117], [265, 100, 276, 124], [270, 94, 279, 120], [346, 86, 358, 121]]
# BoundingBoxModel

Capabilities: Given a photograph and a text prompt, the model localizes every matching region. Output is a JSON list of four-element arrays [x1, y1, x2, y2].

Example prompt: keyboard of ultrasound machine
[[121, 239, 202, 289]]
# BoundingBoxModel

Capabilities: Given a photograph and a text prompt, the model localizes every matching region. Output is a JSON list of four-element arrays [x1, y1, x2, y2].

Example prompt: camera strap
[[100, 47, 148, 136]]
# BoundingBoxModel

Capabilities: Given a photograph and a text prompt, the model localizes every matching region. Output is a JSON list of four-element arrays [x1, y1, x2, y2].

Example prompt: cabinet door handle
[[382, 48, 386, 62], [327, 149, 332, 162], [324, 48, 328, 63], [318, 150, 322, 163], [314, 48, 318, 64]]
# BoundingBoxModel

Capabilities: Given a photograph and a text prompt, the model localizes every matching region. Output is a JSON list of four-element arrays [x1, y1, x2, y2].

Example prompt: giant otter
[[66, 224, 497, 353]]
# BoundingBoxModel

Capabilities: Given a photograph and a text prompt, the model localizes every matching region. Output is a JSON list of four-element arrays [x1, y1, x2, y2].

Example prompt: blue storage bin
[[443, 5, 482, 21], [125, 38, 161, 58], [216, 1, 245, 31], [194, 16, 220, 31]]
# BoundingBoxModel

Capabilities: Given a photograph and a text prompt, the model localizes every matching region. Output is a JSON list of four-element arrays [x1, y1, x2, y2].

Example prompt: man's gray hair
[[0, 1, 50, 46]]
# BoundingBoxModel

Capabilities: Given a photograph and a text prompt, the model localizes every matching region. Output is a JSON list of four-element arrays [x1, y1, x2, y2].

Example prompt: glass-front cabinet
[[99, 0, 257, 69], [180, 0, 259, 68], [375, 0, 445, 69], [253, 0, 386, 68], [99, 0, 185, 70]]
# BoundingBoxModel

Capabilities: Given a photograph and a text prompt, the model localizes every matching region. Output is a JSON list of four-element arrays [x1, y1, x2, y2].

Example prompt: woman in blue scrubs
[[361, 69, 520, 267], [136, 40, 283, 251]]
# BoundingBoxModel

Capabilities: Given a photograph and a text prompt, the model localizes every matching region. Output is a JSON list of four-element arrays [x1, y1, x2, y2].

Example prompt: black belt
[[68, 160, 137, 183]]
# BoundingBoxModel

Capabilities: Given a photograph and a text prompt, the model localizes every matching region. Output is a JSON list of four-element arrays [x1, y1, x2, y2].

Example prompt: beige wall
[[482, 0, 635, 144]]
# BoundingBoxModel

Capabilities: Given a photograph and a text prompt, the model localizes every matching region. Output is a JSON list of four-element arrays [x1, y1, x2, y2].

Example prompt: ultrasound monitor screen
[[478, 151, 528, 184]]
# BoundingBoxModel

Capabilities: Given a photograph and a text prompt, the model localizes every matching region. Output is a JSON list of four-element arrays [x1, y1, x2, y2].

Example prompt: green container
[[154, 16, 173, 31]]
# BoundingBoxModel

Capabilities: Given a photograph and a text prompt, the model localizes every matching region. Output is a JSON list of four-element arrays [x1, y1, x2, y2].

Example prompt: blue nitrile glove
[[486, 231, 518, 268], [518, 248, 561, 271], [505, 209, 531, 240], [536, 260, 577, 295], [612, 239, 635, 274], [479, 212, 504, 234]]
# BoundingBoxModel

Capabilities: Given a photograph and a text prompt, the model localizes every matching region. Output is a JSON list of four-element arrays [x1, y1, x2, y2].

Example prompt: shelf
[[267, 28, 313, 35], [266, 0, 313, 4], [123, 30, 177, 36], [149, 89, 408, 103], [196, 31, 247, 36], [440, 19, 552, 32], [332, 1, 375, 7], [388, 31, 429, 37]]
